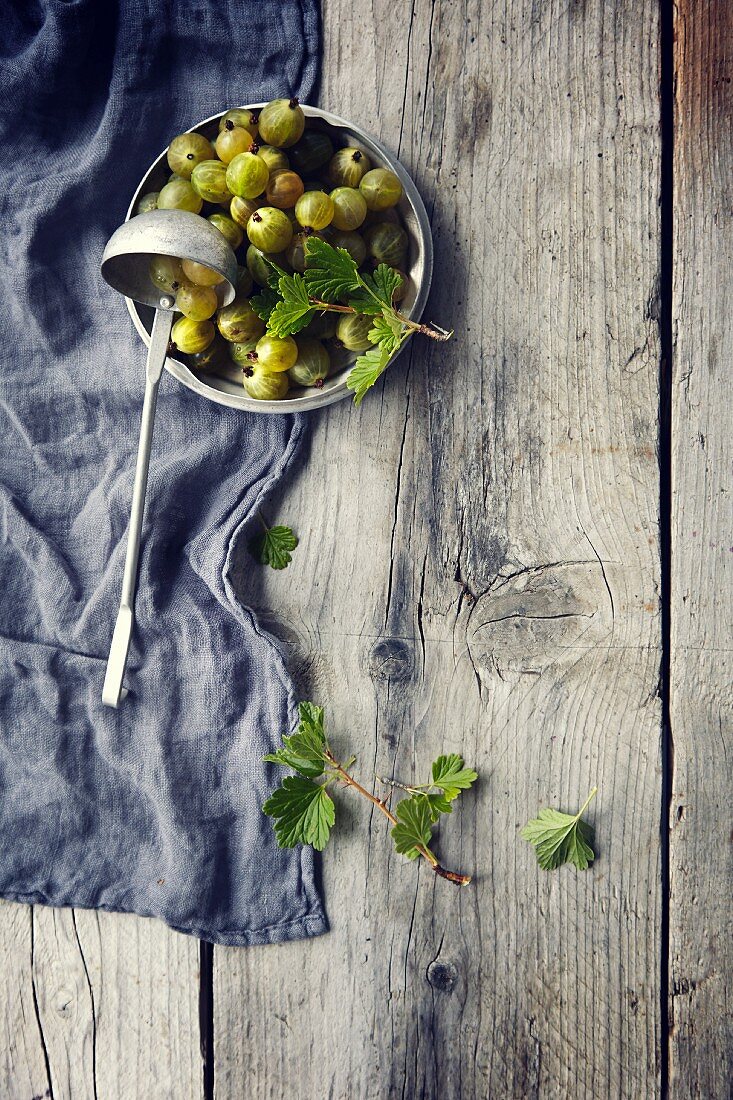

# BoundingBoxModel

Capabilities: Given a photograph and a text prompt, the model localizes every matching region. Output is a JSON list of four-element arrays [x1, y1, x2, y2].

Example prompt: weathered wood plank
[[0, 904, 203, 1099], [670, 4, 733, 1096], [0, 902, 51, 1099], [215, 1, 664, 1097]]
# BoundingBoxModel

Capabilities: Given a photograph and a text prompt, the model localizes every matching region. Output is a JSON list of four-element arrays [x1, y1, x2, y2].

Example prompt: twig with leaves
[[250, 237, 453, 405], [262, 702, 477, 885]]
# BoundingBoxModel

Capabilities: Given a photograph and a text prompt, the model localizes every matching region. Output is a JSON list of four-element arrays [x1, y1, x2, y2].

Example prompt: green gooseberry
[[167, 132, 215, 179], [230, 195, 260, 229], [242, 367, 289, 401], [328, 147, 371, 188], [247, 207, 293, 253], [207, 213, 244, 251], [288, 337, 330, 388], [218, 108, 259, 138], [255, 144, 290, 173], [216, 299, 266, 343], [246, 244, 287, 286], [359, 168, 403, 211], [329, 186, 367, 231], [364, 222, 408, 267], [135, 191, 159, 215], [174, 283, 219, 321], [171, 316, 216, 354], [188, 336, 229, 372], [157, 178, 203, 213], [294, 190, 334, 230], [257, 97, 305, 148], [215, 122, 253, 164], [149, 255, 187, 294], [336, 313, 375, 352], [252, 333, 298, 372], [191, 159, 232, 204], [290, 130, 334, 175], [226, 151, 269, 200]]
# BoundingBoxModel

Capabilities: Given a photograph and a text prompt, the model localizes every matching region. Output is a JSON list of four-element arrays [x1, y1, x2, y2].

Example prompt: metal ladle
[[99, 209, 237, 708]]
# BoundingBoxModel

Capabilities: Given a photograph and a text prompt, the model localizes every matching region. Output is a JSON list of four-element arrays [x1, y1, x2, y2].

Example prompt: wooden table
[[2, 1, 730, 1097]]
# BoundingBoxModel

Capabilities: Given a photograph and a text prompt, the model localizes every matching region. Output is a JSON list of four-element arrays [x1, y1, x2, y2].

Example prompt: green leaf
[[431, 755, 479, 802], [303, 237, 361, 302], [368, 312, 405, 354], [263, 702, 327, 778], [362, 264, 403, 307], [266, 274, 315, 337], [249, 524, 298, 569], [423, 792, 454, 822], [262, 776, 335, 850], [264, 257, 290, 290], [346, 288, 383, 315], [250, 286, 280, 322], [296, 700, 325, 742], [391, 795, 434, 860], [346, 344, 393, 406], [520, 788, 597, 871]]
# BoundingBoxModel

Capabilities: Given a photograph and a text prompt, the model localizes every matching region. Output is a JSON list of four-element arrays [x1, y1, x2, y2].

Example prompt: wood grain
[[215, 1, 664, 1096], [0, 904, 203, 1099], [670, 3, 733, 1096]]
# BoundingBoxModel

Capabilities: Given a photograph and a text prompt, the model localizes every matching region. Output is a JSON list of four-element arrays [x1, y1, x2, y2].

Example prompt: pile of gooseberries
[[135, 97, 409, 401]]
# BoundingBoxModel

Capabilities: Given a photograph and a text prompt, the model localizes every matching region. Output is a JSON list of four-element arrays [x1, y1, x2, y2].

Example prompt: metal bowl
[[126, 104, 433, 414]]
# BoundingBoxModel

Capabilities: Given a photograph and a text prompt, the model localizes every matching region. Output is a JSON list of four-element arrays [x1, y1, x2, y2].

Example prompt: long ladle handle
[[102, 305, 173, 708]]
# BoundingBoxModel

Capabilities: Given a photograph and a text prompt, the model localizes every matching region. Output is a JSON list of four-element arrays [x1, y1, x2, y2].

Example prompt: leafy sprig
[[521, 787, 598, 870], [258, 238, 452, 405], [263, 702, 476, 885], [248, 511, 298, 570]]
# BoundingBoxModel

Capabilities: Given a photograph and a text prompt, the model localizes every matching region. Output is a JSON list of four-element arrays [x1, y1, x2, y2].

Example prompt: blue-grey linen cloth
[[0, 0, 327, 946]]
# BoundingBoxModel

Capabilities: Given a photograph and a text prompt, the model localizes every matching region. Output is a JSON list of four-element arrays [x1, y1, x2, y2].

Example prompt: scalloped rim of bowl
[[125, 104, 433, 414]]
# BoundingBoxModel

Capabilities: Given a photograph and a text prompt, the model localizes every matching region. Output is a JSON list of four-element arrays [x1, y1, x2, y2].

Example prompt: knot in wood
[[367, 637, 415, 682], [426, 960, 458, 992], [466, 561, 612, 678]]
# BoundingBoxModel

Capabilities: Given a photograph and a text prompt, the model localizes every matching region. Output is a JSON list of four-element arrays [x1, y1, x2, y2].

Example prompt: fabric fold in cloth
[[0, 0, 327, 945]]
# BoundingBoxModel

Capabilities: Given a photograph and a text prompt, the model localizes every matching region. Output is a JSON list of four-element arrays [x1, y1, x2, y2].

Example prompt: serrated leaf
[[303, 237, 361, 302], [391, 795, 434, 860], [266, 274, 315, 337], [346, 288, 383, 315], [264, 257, 290, 290], [423, 792, 454, 822], [346, 344, 392, 406], [262, 776, 335, 850], [296, 701, 325, 741], [250, 286, 280, 322], [249, 524, 298, 569], [362, 264, 403, 307], [263, 702, 327, 778], [520, 789, 597, 871], [431, 755, 478, 802], [368, 313, 405, 354]]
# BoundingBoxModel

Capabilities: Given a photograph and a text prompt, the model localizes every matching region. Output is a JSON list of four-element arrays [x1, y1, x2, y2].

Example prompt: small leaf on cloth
[[249, 524, 298, 569], [262, 776, 335, 851], [391, 795, 434, 860], [520, 788, 597, 870]]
